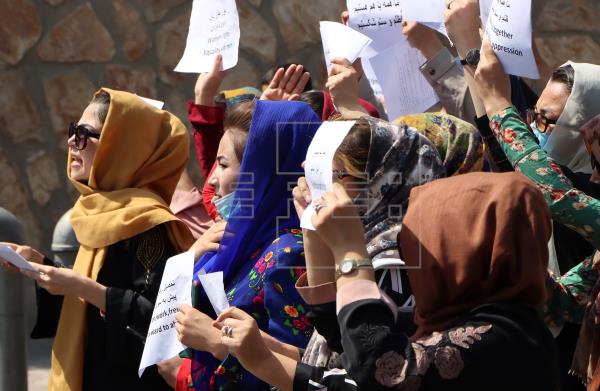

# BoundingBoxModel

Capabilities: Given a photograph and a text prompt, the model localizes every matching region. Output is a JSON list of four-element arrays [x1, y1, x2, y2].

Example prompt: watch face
[[467, 49, 480, 66], [340, 260, 354, 274]]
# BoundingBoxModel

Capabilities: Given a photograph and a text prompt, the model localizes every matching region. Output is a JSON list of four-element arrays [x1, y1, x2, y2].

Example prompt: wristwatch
[[460, 48, 481, 67], [335, 259, 373, 280]]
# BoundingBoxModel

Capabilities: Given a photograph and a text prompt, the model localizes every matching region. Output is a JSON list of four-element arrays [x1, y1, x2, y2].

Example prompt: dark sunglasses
[[526, 109, 558, 134], [68, 122, 100, 151]]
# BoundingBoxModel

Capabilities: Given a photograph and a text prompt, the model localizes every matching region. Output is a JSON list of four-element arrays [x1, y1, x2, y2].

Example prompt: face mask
[[213, 192, 235, 221], [530, 121, 549, 148]]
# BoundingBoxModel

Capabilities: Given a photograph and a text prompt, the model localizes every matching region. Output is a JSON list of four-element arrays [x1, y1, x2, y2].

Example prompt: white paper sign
[[301, 121, 356, 231], [399, 0, 446, 23], [198, 271, 229, 315], [362, 57, 384, 100], [320, 21, 372, 72], [139, 96, 165, 110], [174, 0, 240, 73], [347, 0, 404, 57], [369, 38, 439, 120], [139, 250, 194, 377], [0, 245, 37, 272], [483, 0, 539, 79]]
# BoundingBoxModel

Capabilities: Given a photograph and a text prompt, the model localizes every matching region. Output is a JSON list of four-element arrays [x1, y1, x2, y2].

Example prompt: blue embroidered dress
[[189, 100, 321, 390]]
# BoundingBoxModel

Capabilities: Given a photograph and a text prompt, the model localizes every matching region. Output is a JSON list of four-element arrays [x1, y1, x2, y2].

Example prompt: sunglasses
[[68, 122, 100, 151], [526, 109, 557, 134]]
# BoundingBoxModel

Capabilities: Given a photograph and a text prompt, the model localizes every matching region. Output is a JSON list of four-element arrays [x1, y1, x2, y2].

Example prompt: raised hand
[[325, 58, 366, 117], [194, 54, 227, 106], [402, 21, 444, 60], [260, 64, 310, 101], [444, 0, 482, 59], [311, 182, 366, 260], [473, 39, 512, 118]]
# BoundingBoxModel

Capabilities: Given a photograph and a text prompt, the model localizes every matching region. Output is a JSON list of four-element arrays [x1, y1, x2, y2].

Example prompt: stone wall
[[0, 0, 599, 253]]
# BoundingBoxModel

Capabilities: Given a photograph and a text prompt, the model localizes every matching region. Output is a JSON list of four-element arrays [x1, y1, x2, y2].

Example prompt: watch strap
[[335, 258, 373, 280]]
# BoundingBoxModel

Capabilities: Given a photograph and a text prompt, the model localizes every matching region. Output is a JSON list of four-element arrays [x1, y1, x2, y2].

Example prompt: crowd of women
[[1, 0, 599, 390]]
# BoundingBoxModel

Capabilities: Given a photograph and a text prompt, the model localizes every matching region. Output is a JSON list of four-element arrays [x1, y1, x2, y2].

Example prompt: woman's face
[[209, 131, 242, 201], [331, 160, 364, 200], [533, 81, 570, 135], [68, 103, 103, 182]]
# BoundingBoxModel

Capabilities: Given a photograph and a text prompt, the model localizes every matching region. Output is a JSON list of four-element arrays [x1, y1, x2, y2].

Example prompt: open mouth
[[71, 155, 83, 166]]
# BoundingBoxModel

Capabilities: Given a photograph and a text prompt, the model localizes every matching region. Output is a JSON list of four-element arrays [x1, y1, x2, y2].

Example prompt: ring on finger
[[222, 325, 234, 338], [314, 203, 327, 215]]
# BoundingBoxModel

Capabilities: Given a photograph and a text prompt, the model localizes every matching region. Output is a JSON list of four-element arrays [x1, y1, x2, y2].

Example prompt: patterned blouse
[[333, 280, 558, 390], [544, 254, 598, 328], [489, 106, 600, 249], [192, 228, 312, 390], [489, 106, 600, 329]]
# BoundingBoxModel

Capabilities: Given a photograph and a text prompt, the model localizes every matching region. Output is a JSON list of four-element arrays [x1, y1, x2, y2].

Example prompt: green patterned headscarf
[[394, 113, 486, 177]]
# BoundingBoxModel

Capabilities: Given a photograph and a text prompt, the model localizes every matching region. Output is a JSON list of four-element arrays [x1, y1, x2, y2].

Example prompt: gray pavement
[[27, 339, 51, 391]]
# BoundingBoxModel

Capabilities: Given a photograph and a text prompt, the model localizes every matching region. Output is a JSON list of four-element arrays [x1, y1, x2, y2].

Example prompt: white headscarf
[[544, 62, 600, 174]]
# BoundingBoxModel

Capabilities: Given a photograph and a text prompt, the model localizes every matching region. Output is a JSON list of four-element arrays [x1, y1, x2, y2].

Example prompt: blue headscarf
[[190, 100, 320, 389]]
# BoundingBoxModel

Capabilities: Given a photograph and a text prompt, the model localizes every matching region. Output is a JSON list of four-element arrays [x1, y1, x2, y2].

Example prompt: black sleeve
[[306, 302, 343, 353], [337, 299, 558, 391], [293, 362, 357, 391], [475, 115, 514, 173], [30, 256, 65, 339], [102, 225, 178, 360]]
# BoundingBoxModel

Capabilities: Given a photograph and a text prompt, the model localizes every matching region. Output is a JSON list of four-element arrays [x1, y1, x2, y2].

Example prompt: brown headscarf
[[399, 172, 551, 339], [50, 88, 194, 391]]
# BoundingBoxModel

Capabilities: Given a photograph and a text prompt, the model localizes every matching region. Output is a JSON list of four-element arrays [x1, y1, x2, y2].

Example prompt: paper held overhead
[[174, 0, 240, 73], [320, 21, 372, 72], [482, 0, 539, 79], [369, 37, 439, 120]]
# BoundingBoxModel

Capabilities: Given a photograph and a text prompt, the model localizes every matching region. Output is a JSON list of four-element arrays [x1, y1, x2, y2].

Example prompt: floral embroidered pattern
[[280, 303, 311, 336], [372, 324, 493, 388], [434, 346, 464, 379], [419, 331, 443, 347], [374, 351, 408, 386], [448, 325, 493, 349], [411, 343, 430, 376]]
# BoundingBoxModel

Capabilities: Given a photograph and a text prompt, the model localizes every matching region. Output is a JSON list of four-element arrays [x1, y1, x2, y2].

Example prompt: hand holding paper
[[175, 0, 240, 73], [482, 0, 539, 79], [301, 121, 356, 231], [0, 245, 39, 273], [139, 251, 195, 377], [320, 21, 372, 72]]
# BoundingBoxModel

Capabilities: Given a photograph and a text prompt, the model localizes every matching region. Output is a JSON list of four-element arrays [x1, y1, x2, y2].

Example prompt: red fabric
[[321, 90, 380, 121], [175, 358, 193, 391], [202, 163, 218, 220], [187, 101, 224, 220], [187, 101, 225, 180]]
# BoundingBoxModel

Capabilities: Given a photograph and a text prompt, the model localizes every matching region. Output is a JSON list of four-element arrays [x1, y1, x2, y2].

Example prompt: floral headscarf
[[356, 116, 446, 259], [394, 112, 486, 177]]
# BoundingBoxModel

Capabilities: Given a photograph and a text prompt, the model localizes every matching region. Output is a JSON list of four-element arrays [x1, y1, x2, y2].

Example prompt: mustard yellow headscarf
[[50, 88, 194, 391]]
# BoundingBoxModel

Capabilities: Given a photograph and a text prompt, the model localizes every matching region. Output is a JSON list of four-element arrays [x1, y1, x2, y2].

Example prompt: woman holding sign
[[0, 88, 194, 391], [174, 100, 320, 390]]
